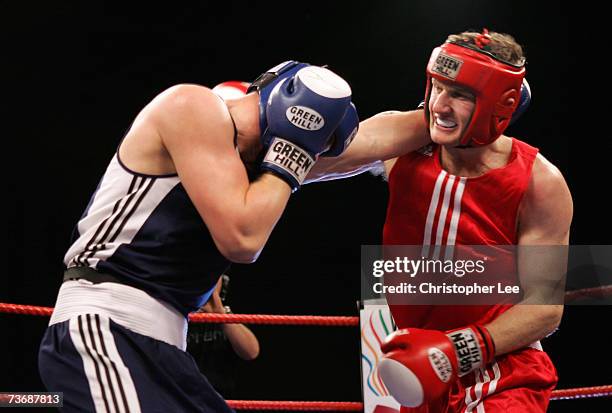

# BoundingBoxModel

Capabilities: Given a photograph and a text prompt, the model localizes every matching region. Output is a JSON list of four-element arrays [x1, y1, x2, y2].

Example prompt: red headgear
[[424, 33, 526, 147], [212, 81, 250, 99]]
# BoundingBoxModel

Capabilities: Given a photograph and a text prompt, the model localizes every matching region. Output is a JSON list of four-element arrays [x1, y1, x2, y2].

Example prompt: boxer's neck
[[226, 93, 262, 162], [439, 136, 512, 178]]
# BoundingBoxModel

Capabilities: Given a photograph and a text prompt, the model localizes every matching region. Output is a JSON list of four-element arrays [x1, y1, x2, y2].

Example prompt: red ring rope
[[563, 285, 612, 303], [0, 303, 358, 326], [1, 295, 611, 405], [3, 284, 611, 320], [225, 385, 612, 410], [189, 312, 359, 326], [550, 384, 612, 400], [227, 400, 363, 411]]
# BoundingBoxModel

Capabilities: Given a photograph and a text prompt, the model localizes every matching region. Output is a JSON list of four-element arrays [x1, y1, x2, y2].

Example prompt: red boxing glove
[[379, 326, 495, 407]]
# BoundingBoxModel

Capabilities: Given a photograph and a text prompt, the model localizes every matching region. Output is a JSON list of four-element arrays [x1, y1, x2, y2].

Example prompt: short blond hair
[[447, 30, 525, 66]]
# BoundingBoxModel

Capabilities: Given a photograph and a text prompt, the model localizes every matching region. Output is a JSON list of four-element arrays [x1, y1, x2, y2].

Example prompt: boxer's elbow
[[216, 233, 264, 264], [540, 305, 564, 337], [219, 246, 260, 264]]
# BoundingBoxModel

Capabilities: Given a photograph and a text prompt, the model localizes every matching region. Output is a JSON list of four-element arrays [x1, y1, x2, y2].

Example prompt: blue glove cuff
[[261, 137, 316, 192]]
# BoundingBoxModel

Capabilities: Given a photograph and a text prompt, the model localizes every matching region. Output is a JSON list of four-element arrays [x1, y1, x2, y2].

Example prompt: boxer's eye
[[451, 90, 475, 101]]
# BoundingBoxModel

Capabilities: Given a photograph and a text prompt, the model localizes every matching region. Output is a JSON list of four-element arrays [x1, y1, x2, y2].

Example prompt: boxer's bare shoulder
[[119, 84, 235, 176], [519, 152, 572, 243]]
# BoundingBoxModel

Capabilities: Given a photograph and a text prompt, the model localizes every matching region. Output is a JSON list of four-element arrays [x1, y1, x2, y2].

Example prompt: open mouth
[[434, 116, 457, 130]]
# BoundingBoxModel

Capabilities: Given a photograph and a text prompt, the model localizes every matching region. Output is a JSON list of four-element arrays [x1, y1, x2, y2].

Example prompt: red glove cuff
[[445, 325, 495, 377], [473, 324, 496, 363]]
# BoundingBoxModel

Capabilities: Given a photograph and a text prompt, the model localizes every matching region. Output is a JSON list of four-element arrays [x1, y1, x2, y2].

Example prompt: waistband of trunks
[[50, 279, 188, 350]]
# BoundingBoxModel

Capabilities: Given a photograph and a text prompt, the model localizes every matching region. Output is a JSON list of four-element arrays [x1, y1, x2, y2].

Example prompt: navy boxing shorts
[[38, 280, 234, 413]]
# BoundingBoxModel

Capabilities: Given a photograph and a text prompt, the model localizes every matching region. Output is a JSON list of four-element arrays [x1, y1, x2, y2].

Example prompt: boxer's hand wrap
[[378, 326, 494, 407], [261, 66, 352, 191]]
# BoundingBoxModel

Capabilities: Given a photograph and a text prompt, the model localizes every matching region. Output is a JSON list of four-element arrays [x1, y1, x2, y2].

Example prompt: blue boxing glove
[[321, 102, 359, 158], [261, 65, 353, 191], [509, 78, 531, 126]]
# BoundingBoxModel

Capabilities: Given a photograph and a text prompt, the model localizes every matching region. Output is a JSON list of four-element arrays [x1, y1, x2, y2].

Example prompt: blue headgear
[[247, 61, 311, 148], [247, 60, 357, 157]]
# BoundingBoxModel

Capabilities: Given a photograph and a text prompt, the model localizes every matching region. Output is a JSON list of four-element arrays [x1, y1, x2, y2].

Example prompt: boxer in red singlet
[[310, 30, 572, 412]]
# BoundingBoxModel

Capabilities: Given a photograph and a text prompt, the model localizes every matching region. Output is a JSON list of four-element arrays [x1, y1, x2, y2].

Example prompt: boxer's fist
[[509, 78, 531, 125], [379, 326, 494, 407], [262, 66, 352, 191], [321, 102, 359, 157], [378, 329, 457, 407]]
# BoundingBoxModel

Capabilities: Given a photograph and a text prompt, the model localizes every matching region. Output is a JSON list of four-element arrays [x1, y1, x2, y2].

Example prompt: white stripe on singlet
[[421, 170, 447, 257], [432, 175, 456, 259], [444, 177, 466, 260], [64, 155, 180, 270]]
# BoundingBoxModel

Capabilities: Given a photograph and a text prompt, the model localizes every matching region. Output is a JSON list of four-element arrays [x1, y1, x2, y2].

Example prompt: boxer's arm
[[153, 85, 291, 264], [305, 110, 430, 183], [203, 284, 260, 360], [222, 323, 260, 360], [485, 154, 573, 355]]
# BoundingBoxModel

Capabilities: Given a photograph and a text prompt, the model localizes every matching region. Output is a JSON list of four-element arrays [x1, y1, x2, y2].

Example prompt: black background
[[3, 1, 610, 412]]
